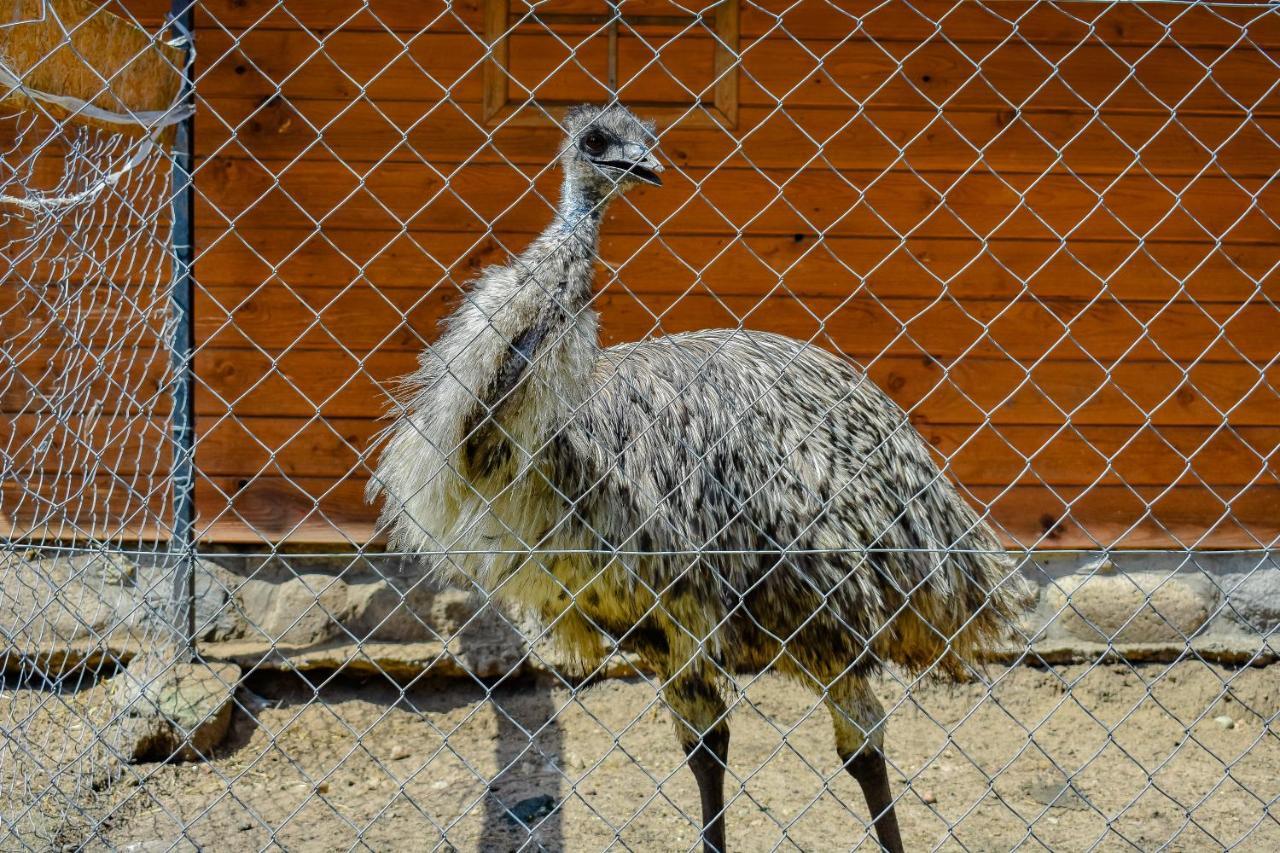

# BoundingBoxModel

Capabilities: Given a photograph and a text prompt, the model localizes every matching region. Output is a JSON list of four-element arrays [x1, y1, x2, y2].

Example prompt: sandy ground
[[4, 660, 1279, 852]]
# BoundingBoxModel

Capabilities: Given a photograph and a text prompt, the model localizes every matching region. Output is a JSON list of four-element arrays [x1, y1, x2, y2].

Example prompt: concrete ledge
[[200, 638, 651, 681]]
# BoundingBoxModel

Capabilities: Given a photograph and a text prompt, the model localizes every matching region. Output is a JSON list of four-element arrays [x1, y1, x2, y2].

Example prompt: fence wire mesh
[[2, 0, 1279, 850]]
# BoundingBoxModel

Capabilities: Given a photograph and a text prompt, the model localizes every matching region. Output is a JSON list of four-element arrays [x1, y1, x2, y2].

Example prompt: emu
[[370, 103, 1025, 852]]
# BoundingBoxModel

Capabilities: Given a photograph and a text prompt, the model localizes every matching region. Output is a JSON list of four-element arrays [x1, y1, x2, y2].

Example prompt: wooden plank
[[1, 413, 172, 477], [248, 476, 1275, 549], [738, 0, 1280, 47], [202, 343, 1280, 429], [168, 281, 1279, 364], [6, 473, 1276, 548], [191, 420, 1280, 489], [18, 473, 1274, 549], [191, 159, 1280, 243], [888, 357, 1280, 431], [188, 347, 1280, 428], [0, 475, 174, 541], [192, 96, 1280, 177], [8, 344, 1277, 429], [124, 0, 1280, 49], [0, 344, 173, 416], [929, 423, 1280, 490], [190, 227, 1280, 304], [194, 27, 1280, 116], [13, 223, 1274, 304], [713, 0, 739, 128], [975, 482, 1280, 550], [84, 477, 1280, 548], [16, 413, 1273, 489], [483, 0, 510, 122], [1, 275, 173, 327]]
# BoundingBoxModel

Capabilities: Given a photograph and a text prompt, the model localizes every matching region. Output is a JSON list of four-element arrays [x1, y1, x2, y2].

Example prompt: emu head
[[559, 103, 664, 197]]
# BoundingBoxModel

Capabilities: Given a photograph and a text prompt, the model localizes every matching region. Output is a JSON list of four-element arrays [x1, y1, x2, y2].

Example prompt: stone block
[[1044, 570, 1218, 644], [1220, 569, 1280, 634], [346, 579, 439, 642], [236, 574, 353, 646], [110, 655, 241, 762], [0, 552, 146, 647]]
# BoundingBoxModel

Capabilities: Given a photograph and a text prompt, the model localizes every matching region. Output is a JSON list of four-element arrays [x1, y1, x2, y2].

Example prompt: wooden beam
[[714, 0, 740, 129], [483, 0, 510, 122]]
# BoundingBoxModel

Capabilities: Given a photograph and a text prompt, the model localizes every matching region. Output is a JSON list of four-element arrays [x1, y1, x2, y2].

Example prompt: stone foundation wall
[[4, 549, 1277, 679]]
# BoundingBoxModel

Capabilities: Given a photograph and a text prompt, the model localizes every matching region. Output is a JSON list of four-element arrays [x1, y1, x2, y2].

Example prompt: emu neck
[[497, 173, 609, 336], [558, 173, 608, 232], [473, 174, 607, 414], [530, 175, 608, 281]]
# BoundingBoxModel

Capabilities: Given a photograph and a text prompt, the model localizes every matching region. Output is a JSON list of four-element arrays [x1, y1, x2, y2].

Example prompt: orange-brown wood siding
[[6, 1, 1278, 548]]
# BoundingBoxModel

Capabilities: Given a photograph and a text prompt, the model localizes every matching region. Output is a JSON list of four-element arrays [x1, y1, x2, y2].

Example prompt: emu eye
[[580, 129, 608, 157]]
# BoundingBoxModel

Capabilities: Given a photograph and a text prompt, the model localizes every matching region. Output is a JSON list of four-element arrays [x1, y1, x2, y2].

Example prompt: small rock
[[920, 790, 937, 805], [389, 743, 410, 761], [109, 655, 241, 763], [431, 779, 448, 790], [347, 580, 439, 642], [505, 794, 556, 826], [1213, 715, 1236, 729]]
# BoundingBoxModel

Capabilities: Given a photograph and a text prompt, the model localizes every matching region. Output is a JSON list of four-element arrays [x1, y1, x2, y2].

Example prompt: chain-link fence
[[3, 0, 1279, 850]]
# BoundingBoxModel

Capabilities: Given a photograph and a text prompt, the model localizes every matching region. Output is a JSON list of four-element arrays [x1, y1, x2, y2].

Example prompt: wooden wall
[[5, 1, 1278, 549]]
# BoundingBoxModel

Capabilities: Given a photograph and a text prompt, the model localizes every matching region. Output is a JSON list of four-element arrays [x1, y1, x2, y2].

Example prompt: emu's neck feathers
[[457, 172, 607, 407], [370, 171, 607, 558]]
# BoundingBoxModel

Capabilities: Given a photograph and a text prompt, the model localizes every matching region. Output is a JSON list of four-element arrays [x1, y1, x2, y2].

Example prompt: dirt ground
[[5, 660, 1279, 852]]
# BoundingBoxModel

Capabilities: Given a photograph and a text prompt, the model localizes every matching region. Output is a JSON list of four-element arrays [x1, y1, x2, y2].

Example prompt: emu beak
[[597, 144, 664, 186], [625, 155, 664, 187]]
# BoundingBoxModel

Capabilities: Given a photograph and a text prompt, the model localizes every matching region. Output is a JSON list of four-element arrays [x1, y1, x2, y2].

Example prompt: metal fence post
[[167, 0, 197, 655]]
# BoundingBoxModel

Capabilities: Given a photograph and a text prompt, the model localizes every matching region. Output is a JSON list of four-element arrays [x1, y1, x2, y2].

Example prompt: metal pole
[[168, 0, 197, 655]]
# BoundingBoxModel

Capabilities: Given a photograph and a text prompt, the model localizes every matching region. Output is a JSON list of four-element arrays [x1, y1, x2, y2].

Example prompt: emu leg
[[682, 724, 730, 853], [826, 676, 903, 852], [842, 746, 904, 853], [664, 675, 730, 852]]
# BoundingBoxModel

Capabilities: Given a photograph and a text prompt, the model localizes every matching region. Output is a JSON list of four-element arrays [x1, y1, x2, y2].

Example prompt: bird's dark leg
[[842, 746, 903, 853], [664, 675, 730, 853], [827, 676, 904, 853], [683, 723, 729, 853]]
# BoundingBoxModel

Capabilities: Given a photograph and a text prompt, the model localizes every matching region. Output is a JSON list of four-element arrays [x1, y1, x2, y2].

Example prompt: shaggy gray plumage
[[369, 103, 1027, 852]]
